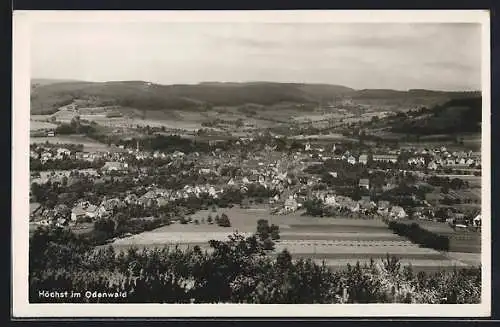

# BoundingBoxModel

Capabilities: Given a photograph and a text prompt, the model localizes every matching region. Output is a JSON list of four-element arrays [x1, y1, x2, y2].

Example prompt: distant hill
[[352, 88, 480, 100], [30, 79, 479, 115]]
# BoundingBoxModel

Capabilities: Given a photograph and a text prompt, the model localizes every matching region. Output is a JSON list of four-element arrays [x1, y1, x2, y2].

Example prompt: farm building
[[428, 161, 438, 170], [473, 214, 481, 227], [284, 197, 299, 213], [71, 201, 98, 221], [372, 154, 398, 163], [390, 206, 407, 219], [103, 161, 128, 172], [359, 178, 370, 190]]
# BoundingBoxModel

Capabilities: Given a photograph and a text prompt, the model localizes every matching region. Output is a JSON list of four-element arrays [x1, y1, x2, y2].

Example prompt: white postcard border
[[12, 10, 491, 318]]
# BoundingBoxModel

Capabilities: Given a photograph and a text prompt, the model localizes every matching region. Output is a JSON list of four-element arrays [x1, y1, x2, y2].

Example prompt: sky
[[30, 22, 482, 91]]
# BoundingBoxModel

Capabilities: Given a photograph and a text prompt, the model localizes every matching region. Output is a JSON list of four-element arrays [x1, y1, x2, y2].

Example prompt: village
[[29, 135, 482, 235]]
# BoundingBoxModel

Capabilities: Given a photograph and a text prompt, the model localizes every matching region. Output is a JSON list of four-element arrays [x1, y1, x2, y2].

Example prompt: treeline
[[55, 117, 97, 135], [29, 227, 481, 304], [386, 221, 449, 251], [118, 135, 211, 153]]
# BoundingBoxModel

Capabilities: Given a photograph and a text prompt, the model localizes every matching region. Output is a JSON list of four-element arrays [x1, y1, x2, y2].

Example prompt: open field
[[434, 175, 482, 187], [30, 120, 58, 131], [290, 133, 350, 141], [108, 206, 480, 272]]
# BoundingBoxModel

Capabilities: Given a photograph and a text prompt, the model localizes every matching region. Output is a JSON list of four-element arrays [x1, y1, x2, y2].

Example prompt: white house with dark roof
[[390, 206, 407, 219], [284, 197, 298, 213], [359, 154, 368, 165], [372, 154, 398, 163], [71, 201, 98, 221], [103, 161, 128, 172], [347, 155, 357, 165], [359, 178, 370, 190]]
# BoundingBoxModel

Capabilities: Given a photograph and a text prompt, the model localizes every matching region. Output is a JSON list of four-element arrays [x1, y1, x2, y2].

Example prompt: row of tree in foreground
[[29, 227, 481, 304]]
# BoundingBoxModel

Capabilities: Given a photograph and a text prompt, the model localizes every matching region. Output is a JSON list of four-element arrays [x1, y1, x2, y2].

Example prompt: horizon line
[[30, 77, 481, 93]]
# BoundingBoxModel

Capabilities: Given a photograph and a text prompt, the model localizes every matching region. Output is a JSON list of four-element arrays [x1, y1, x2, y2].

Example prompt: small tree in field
[[218, 213, 231, 227], [270, 224, 280, 240], [262, 237, 275, 251], [207, 215, 213, 224], [256, 219, 270, 241], [215, 214, 220, 225]]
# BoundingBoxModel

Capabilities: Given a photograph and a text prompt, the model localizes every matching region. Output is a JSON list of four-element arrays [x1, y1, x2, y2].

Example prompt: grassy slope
[[363, 97, 482, 137]]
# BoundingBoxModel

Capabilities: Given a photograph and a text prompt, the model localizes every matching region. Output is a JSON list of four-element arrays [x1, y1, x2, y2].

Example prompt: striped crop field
[[108, 206, 480, 273]]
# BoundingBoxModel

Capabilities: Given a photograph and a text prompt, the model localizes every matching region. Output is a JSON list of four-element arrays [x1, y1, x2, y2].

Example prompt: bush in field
[[270, 224, 280, 240], [217, 213, 231, 227], [262, 237, 275, 251]]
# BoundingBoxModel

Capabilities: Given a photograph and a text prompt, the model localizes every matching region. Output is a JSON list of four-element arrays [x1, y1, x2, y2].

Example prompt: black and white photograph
[[12, 10, 490, 317]]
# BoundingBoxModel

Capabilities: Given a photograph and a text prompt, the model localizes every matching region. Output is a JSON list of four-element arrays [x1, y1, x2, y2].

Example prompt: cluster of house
[[301, 142, 481, 170], [31, 196, 127, 227], [30, 147, 72, 163], [425, 147, 481, 169], [311, 192, 408, 219], [274, 189, 409, 219]]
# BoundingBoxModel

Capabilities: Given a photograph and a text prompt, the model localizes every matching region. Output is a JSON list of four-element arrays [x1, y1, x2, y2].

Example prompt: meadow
[[30, 120, 58, 131]]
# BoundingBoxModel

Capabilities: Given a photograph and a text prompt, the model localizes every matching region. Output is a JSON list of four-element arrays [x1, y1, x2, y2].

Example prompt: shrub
[[270, 224, 280, 240], [262, 237, 275, 251], [218, 213, 231, 227]]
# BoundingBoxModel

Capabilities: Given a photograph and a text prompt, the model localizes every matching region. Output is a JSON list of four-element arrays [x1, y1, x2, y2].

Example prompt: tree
[[207, 215, 213, 224], [218, 213, 231, 227], [94, 218, 115, 237], [262, 237, 275, 251], [270, 224, 280, 240], [276, 249, 292, 269], [256, 219, 270, 241]]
